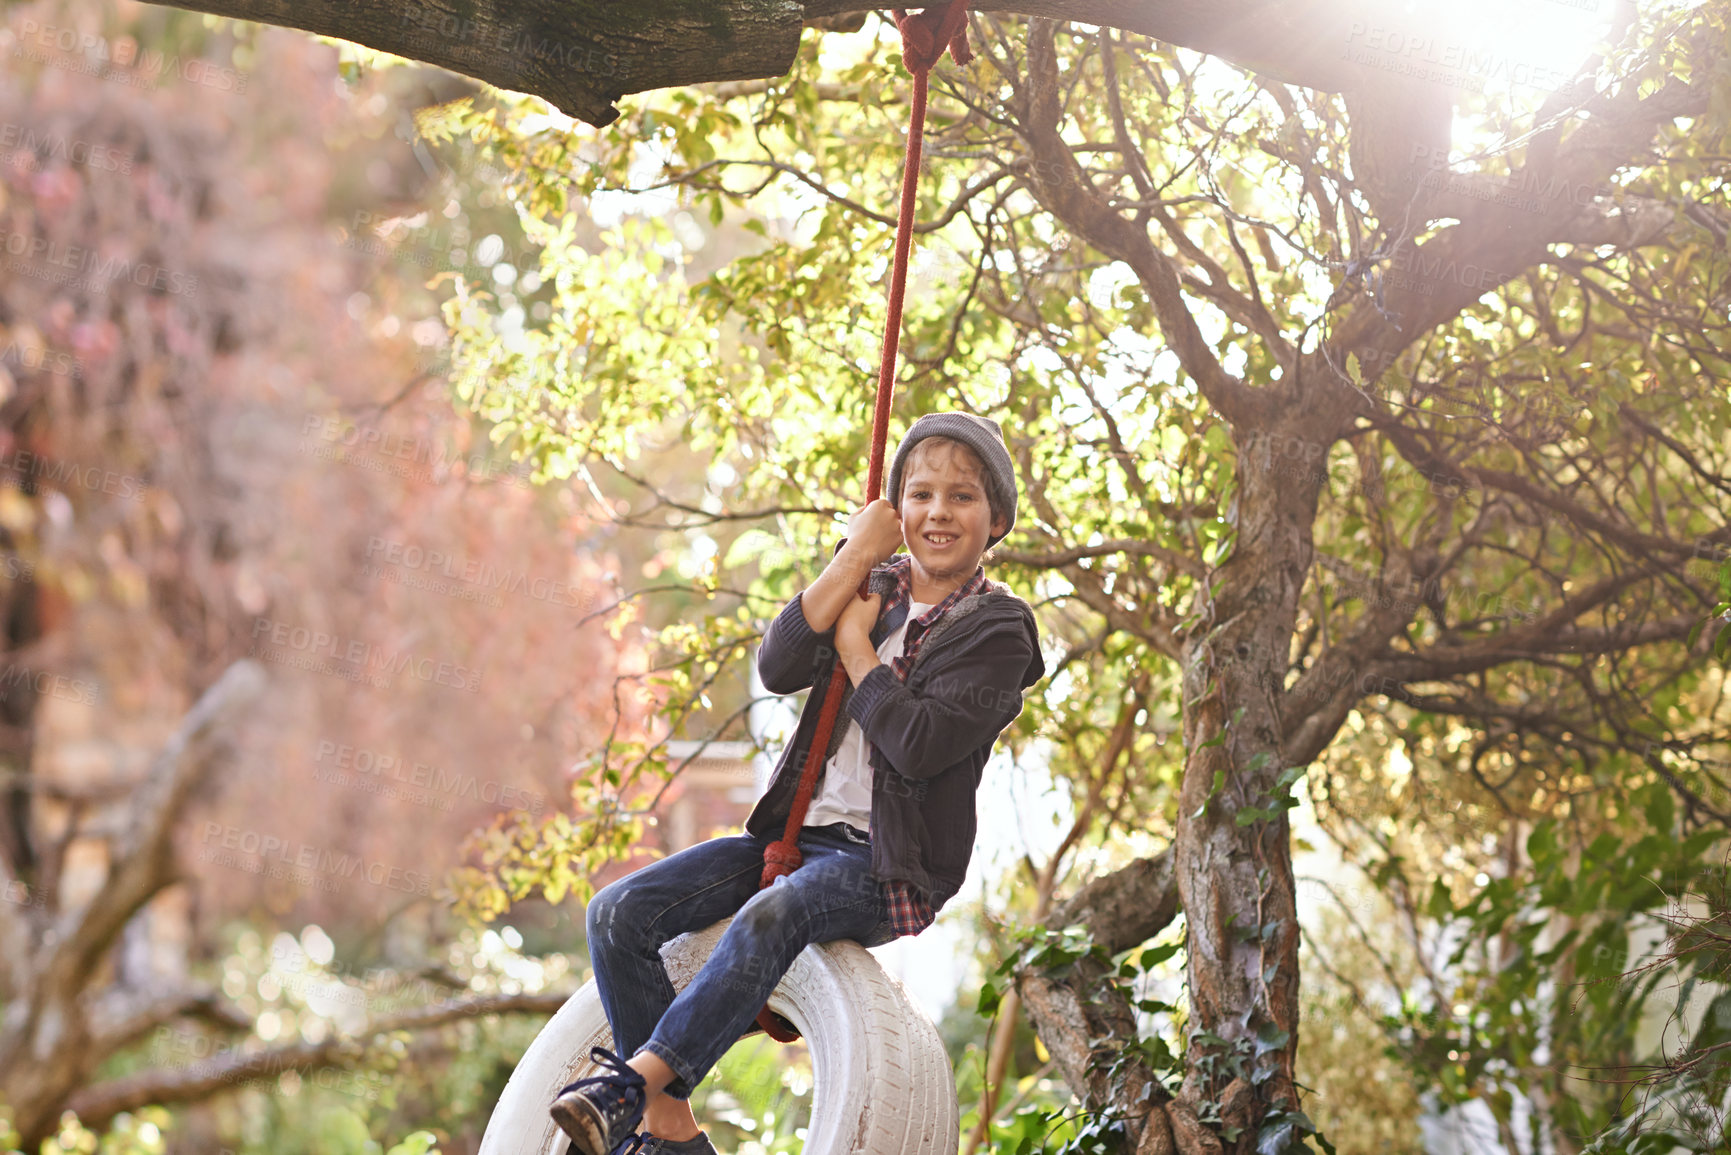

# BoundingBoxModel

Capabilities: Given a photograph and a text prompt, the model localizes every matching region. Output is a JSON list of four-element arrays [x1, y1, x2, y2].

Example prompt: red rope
[[750, 0, 972, 1044]]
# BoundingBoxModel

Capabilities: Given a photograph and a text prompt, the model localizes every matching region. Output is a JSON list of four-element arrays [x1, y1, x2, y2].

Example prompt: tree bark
[[143, 0, 1398, 127], [1168, 434, 1329, 1151], [155, 0, 808, 127]]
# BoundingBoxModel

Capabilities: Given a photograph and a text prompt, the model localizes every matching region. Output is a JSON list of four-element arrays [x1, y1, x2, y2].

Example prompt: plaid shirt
[[863, 553, 988, 937], [881, 877, 935, 938]]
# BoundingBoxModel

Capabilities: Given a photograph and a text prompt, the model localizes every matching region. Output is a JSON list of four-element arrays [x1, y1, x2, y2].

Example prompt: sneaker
[[550, 1046, 649, 1155], [625, 1132, 719, 1155]]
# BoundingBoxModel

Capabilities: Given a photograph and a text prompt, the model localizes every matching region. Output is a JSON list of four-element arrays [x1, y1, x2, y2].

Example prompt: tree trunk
[[1166, 430, 1329, 1152]]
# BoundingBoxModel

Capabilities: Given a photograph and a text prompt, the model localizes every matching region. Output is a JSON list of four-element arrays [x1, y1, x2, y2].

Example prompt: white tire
[[478, 918, 958, 1155]]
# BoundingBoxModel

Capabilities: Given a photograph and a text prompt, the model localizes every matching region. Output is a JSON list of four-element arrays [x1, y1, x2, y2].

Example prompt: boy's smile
[[898, 448, 1007, 604]]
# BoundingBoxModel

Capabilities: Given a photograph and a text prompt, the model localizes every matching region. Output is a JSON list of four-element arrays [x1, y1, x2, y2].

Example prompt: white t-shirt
[[804, 600, 935, 833]]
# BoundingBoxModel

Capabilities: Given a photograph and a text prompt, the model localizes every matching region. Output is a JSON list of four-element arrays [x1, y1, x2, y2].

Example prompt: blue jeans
[[585, 823, 894, 1099]]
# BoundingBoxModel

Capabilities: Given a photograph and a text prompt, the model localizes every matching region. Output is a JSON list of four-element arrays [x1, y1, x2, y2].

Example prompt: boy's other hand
[[845, 499, 904, 566]]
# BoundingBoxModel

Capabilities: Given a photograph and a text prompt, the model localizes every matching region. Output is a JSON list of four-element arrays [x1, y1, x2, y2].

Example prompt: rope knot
[[760, 840, 803, 886], [892, 0, 973, 75]]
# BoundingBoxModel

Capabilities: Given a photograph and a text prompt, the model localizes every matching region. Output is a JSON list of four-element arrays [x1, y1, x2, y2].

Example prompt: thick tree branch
[[1280, 547, 1428, 761], [66, 991, 572, 1132], [1050, 849, 1181, 955], [967, 676, 1151, 1155], [1383, 613, 1709, 681], [996, 538, 1203, 580], [87, 985, 254, 1057], [153, 0, 806, 127], [64, 661, 268, 993], [143, 0, 1394, 128], [1015, 850, 1180, 1126], [1016, 18, 1267, 428], [806, 1, 1372, 90], [0, 660, 266, 1145], [1371, 412, 1729, 563], [1331, 61, 1716, 369]]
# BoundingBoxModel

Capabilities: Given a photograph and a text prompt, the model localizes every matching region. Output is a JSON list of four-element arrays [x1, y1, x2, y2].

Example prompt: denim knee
[[737, 880, 806, 942], [585, 878, 642, 949]]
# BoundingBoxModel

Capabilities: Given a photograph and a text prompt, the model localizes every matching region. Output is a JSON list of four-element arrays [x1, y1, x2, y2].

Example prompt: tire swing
[[477, 920, 957, 1155], [479, 4, 973, 1152]]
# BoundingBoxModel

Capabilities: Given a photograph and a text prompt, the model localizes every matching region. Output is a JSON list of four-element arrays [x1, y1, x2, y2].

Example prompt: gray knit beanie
[[887, 413, 1018, 550]]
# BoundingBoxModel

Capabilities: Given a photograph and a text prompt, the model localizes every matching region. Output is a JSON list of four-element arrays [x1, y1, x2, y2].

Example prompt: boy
[[551, 412, 1045, 1155]]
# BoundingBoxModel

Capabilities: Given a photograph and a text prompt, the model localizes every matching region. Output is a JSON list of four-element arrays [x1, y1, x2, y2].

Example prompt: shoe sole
[[549, 1093, 610, 1155]]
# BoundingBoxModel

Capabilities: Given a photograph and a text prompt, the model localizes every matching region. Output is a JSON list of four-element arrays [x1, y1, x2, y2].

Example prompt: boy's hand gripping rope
[[749, 0, 972, 1045]]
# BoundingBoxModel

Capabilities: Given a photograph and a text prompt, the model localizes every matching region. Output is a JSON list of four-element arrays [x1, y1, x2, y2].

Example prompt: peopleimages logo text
[[363, 537, 595, 611], [313, 740, 546, 813], [0, 123, 132, 173], [0, 445, 144, 498], [0, 231, 198, 297], [0, 338, 82, 379], [249, 618, 482, 692], [1341, 23, 1574, 92], [199, 823, 434, 896], [301, 415, 533, 488], [12, 19, 248, 92]]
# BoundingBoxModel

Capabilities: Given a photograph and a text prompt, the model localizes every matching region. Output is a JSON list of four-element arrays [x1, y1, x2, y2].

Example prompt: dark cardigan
[[748, 559, 1045, 912]]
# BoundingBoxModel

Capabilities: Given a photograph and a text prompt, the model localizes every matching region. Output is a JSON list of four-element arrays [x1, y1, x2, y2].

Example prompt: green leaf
[[1120, 942, 1181, 976], [1426, 877, 1454, 920], [1254, 1021, 1291, 1055], [1682, 827, 1729, 859], [1526, 819, 1557, 866], [1643, 782, 1676, 833], [1194, 766, 1229, 819]]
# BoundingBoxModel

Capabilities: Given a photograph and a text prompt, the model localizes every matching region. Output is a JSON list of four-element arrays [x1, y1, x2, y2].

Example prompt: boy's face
[[898, 445, 1007, 601]]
